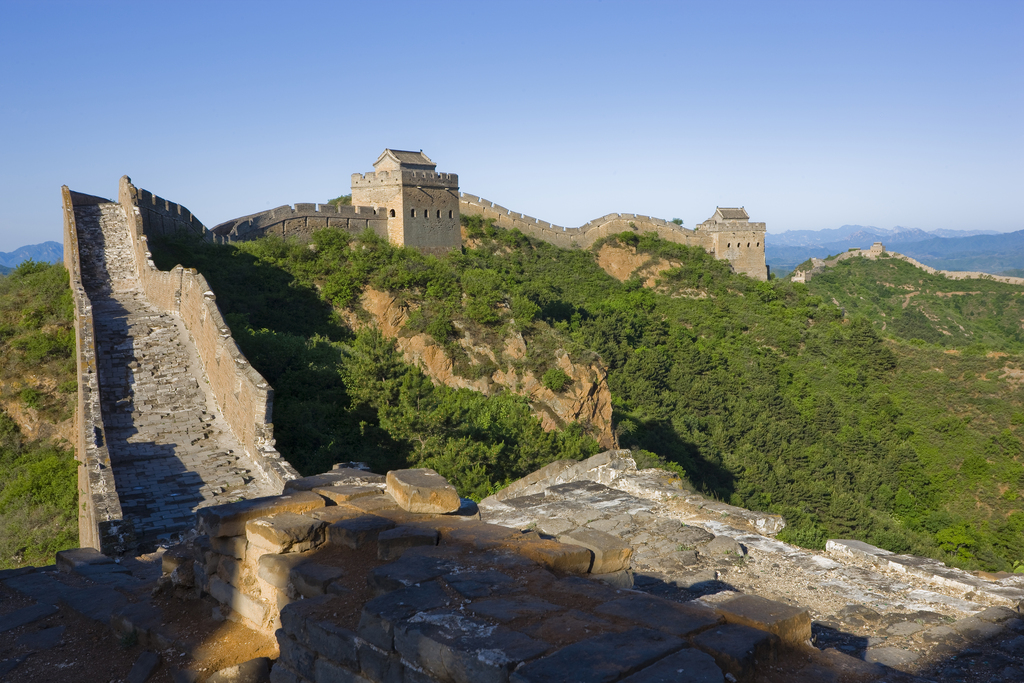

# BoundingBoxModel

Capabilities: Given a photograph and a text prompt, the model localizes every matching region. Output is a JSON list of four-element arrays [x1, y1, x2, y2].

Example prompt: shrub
[[20, 388, 43, 409], [541, 367, 571, 392]]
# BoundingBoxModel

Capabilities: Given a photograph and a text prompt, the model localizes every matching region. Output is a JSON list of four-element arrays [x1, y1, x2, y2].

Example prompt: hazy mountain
[[767, 227, 1024, 275], [0, 241, 63, 268]]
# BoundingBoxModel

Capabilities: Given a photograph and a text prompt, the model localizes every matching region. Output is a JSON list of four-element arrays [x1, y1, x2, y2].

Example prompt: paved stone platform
[[75, 203, 276, 549]]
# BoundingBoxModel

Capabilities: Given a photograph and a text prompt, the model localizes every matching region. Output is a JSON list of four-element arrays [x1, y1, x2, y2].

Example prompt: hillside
[[0, 261, 78, 569], [0, 241, 63, 268], [768, 229, 1024, 275], [150, 222, 1024, 574]]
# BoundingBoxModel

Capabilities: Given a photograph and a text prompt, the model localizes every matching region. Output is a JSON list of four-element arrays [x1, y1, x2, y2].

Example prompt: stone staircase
[[74, 202, 278, 550]]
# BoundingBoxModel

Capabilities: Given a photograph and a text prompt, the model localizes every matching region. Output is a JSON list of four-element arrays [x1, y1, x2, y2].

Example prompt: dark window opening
[[411, 209, 416, 218], [448, 210, 453, 219], [389, 209, 395, 217]]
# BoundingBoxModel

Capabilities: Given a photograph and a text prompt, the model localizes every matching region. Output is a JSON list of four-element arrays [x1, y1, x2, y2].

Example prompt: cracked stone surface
[[76, 203, 276, 548]]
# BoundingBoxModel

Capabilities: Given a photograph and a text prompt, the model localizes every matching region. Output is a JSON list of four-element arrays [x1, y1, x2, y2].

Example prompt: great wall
[[2, 152, 1024, 681]]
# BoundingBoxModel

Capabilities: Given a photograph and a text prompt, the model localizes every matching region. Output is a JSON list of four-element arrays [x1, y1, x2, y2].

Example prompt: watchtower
[[697, 207, 768, 280], [350, 149, 461, 255]]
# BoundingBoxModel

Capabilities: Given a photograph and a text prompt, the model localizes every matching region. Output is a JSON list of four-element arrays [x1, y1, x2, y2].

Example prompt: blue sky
[[0, 0, 1021, 252]]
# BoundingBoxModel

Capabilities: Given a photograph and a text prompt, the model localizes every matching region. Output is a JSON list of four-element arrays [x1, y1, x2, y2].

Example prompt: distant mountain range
[[0, 241, 63, 271], [766, 226, 1024, 275]]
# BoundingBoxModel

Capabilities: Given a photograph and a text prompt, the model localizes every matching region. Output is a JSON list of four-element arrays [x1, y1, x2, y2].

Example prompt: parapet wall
[[62, 187, 136, 556], [208, 203, 388, 244], [134, 188, 207, 238], [458, 192, 700, 251], [118, 176, 298, 489], [351, 169, 458, 188]]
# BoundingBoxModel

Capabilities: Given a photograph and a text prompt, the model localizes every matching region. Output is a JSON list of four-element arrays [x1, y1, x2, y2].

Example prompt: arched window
[[436, 210, 441, 218], [448, 210, 453, 219], [389, 209, 395, 217], [410, 209, 416, 218], [756, 242, 760, 247], [747, 242, 750, 247], [727, 243, 731, 248]]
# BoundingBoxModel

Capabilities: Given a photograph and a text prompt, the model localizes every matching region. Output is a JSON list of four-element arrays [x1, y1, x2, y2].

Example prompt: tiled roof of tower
[[374, 149, 436, 169], [716, 207, 749, 220]]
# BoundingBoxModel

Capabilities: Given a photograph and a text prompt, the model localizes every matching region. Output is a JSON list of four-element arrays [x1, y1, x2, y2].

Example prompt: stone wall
[[134, 188, 206, 238], [117, 176, 299, 489], [61, 187, 136, 556], [208, 203, 388, 244], [794, 246, 1024, 285], [459, 193, 770, 281]]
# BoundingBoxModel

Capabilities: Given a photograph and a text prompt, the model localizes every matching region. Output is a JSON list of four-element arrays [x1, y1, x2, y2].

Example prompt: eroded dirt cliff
[[348, 288, 615, 448]]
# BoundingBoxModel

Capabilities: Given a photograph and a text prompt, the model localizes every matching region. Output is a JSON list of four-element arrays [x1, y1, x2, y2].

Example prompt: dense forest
[[151, 222, 1024, 574], [0, 261, 78, 569]]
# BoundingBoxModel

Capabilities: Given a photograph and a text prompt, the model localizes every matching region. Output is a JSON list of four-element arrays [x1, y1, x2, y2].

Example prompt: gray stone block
[[700, 535, 746, 557], [15, 625, 65, 651], [467, 597, 561, 623], [197, 492, 325, 538], [291, 563, 345, 598], [715, 594, 811, 646], [305, 619, 359, 669], [206, 657, 271, 683], [377, 525, 439, 561], [56, 547, 113, 572], [386, 468, 460, 514], [328, 515, 396, 550], [595, 594, 722, 637], [0, 602, 58, 633], [511, 627, 683, 683], [395, 609, 550, 683], [126, 650, 161, 683], [358, 583, 451, 649], [257, 552, 312, 590], [279, 633, 317, 680], [556, 528, 632, 573], [693, 623, 778, 682], [246, 513, 326, 554], [620, 647, 724, 683]]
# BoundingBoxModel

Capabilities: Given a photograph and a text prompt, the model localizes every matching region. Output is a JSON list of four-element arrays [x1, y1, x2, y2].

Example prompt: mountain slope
[[0, 241, 63, 268], [150, 221, 1024, 573]]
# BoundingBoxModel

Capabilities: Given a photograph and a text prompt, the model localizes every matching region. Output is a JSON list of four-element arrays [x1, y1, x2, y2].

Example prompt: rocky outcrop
[[595, 242, 681, 288], [351, 288, 615, 448]]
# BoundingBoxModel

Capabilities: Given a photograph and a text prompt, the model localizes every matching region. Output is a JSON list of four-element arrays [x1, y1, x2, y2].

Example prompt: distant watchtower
[[697, 207, 768, 280], [350, 149, 461, 255]]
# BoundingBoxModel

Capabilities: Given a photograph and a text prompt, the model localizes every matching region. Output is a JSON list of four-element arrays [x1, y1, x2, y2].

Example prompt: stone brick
[[246, 513, 326, 554], [197, 492, 326, 538], [701, 535, 746, 557], [313, 657, 368, 683], [284, 472, 380, 493], [358, 583, 451, 649], [291, 563, 345, 598], [620, 647, 724, 683], [312, 485, 382, 505], [206, 657, 271, 683], [466, 597, 561, 623], [511, 538, 594, 573], [56, 547, 112, 572], [556, 528, 632, 573], [394, 609, 550, 683], [442, 570, 516, 599], [210, 535, 247, 560], [257, 552, 313, 591], [327, 516, 396, 550], [368, 548, 461, 595], [386, 469, 461, 514], [694, 623, 778, 682], [595, 595, 722, 637], [343, 494, 400, 514], [377, 526, 439, 561], [439, 521, 522, 550], [305, 619, 359, 669], [279, 633, 317, 680], [715, 594, 811, 646], [309, 507, 363, 524], [209, 576, 270, 626], [510, 628, 683, 683], [0, 603, 59, 633]]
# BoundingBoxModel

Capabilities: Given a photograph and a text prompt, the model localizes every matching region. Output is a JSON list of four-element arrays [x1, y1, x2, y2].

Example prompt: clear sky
[[0, 0, 1021, 252]]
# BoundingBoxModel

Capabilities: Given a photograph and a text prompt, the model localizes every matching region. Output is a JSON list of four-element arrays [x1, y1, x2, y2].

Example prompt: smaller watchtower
[[697, 207, 768, 280], [350, 149, 460, 255]]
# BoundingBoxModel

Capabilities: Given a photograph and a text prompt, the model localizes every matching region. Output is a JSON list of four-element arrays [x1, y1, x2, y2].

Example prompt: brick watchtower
[[696, 207, 768, 280], [350, 149, 461, 256]]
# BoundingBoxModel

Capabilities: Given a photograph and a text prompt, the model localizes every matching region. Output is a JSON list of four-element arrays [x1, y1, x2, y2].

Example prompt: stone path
[[75, 202, 277, 549]]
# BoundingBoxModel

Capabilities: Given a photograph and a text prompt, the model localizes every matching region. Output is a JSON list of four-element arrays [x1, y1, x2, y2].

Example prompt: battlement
[[351, 170, 459, 188]]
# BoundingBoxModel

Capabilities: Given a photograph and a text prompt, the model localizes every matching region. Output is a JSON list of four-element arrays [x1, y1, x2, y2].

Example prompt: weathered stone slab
[[510, 627, 683, 683], [210, 535, 247, 560], [313, 485, 382, 505], [693, 623, 779, 682], [395, 609, 550, 683], [126, 650, 161, 683], [442, 570, 516, 599], [716, 594, 812, 646], [61, 584, 128, 625], [864, 647, 919, 669], [197, 492, 325, 538], [513, 538, 593, 573], [701, 535, 746, 557], [358, 583, 451, 649], [368, 548, 461, 594], [557, 528, 632, 573], [441, 521, 522, 549], [309, 506, 363, 524], [386, 468, 461, 513], [377, 525, 439, 560], [209, 576, 270, 626], [953, 615, 1008, 641], [595, 594, 722, 637], [290, 563, 345, 598], [327, 515, 396, 550], [590, 569, 634, 589], [246, 513, 326, 554], [344, 493, 401, 514], [15, 625, 65, 651], [257, 552, 312, 591], [56, 547, 113, 572], [0, 603, 59, 633], [620, 647, 724, 683], [825, 539, 893, 563], [467, 597, 561, 623]]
